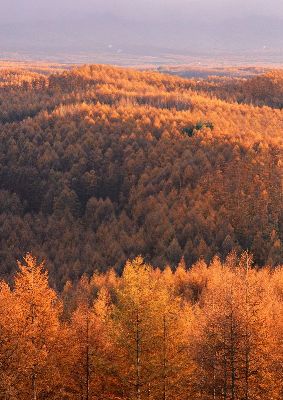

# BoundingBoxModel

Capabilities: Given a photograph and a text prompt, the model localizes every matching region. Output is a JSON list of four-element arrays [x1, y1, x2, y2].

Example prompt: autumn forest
[[0, 253, 283, 399], [0, 64, 282, 399], [0, 65, 282, 285]]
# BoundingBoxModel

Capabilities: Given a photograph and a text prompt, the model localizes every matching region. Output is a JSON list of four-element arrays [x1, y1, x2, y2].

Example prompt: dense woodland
[[190, 70, 283, 109], [0, 65, 282, 288], [0, 253, 282, 399]]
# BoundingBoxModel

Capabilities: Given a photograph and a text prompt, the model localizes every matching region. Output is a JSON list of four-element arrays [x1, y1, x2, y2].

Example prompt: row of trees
[[188, 70, 283, 109], [0, 253, 282, 400]]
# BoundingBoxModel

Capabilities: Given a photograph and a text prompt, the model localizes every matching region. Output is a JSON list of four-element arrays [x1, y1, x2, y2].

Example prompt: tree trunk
[[244, 264, 250, 400], [32, 370, 37, 400], [86, 312, 90, 400], [229, 307, 236, 400], [136, 310, 141, 400], [162, 315, 167, 400]]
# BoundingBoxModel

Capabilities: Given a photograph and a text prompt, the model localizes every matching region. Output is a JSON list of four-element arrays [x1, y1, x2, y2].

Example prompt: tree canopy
[[0, 65, 282, 288]]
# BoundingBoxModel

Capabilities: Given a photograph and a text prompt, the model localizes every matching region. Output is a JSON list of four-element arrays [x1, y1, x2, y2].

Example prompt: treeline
[[0, 65, 282, 287], [0, 253, 282, 399], [190, 70, 283, 109]]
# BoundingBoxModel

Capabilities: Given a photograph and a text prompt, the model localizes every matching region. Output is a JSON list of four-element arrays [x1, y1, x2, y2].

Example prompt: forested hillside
[[187, 70, 283, 108], [0, 65, 282, 287]]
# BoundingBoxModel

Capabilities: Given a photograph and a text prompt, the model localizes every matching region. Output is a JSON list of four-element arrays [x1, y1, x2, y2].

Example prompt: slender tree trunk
[[86, 312, 90, 400], [32, 370, 37, 400], [162, 315, 167, 400], [213, 363, 216, 400], [244, 263, 250, 400], [244, 343, 249, 400], [223, 338, 228, 400], [211, 295, 217, 400], [31, 287, 37, 400], [229, 288, 236, 400], [136, 310, 141, 400]]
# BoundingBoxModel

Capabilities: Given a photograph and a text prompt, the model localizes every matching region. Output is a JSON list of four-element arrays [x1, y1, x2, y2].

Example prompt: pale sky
[[1, 0, 283, 21], [0, 0, 282, 59]]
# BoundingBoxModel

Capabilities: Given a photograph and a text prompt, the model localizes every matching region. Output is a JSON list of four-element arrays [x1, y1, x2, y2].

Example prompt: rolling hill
[[0, 64, 282, 288]]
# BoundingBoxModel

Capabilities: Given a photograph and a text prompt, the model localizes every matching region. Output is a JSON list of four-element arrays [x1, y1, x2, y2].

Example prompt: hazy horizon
[[1, 0, 283, 64]]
